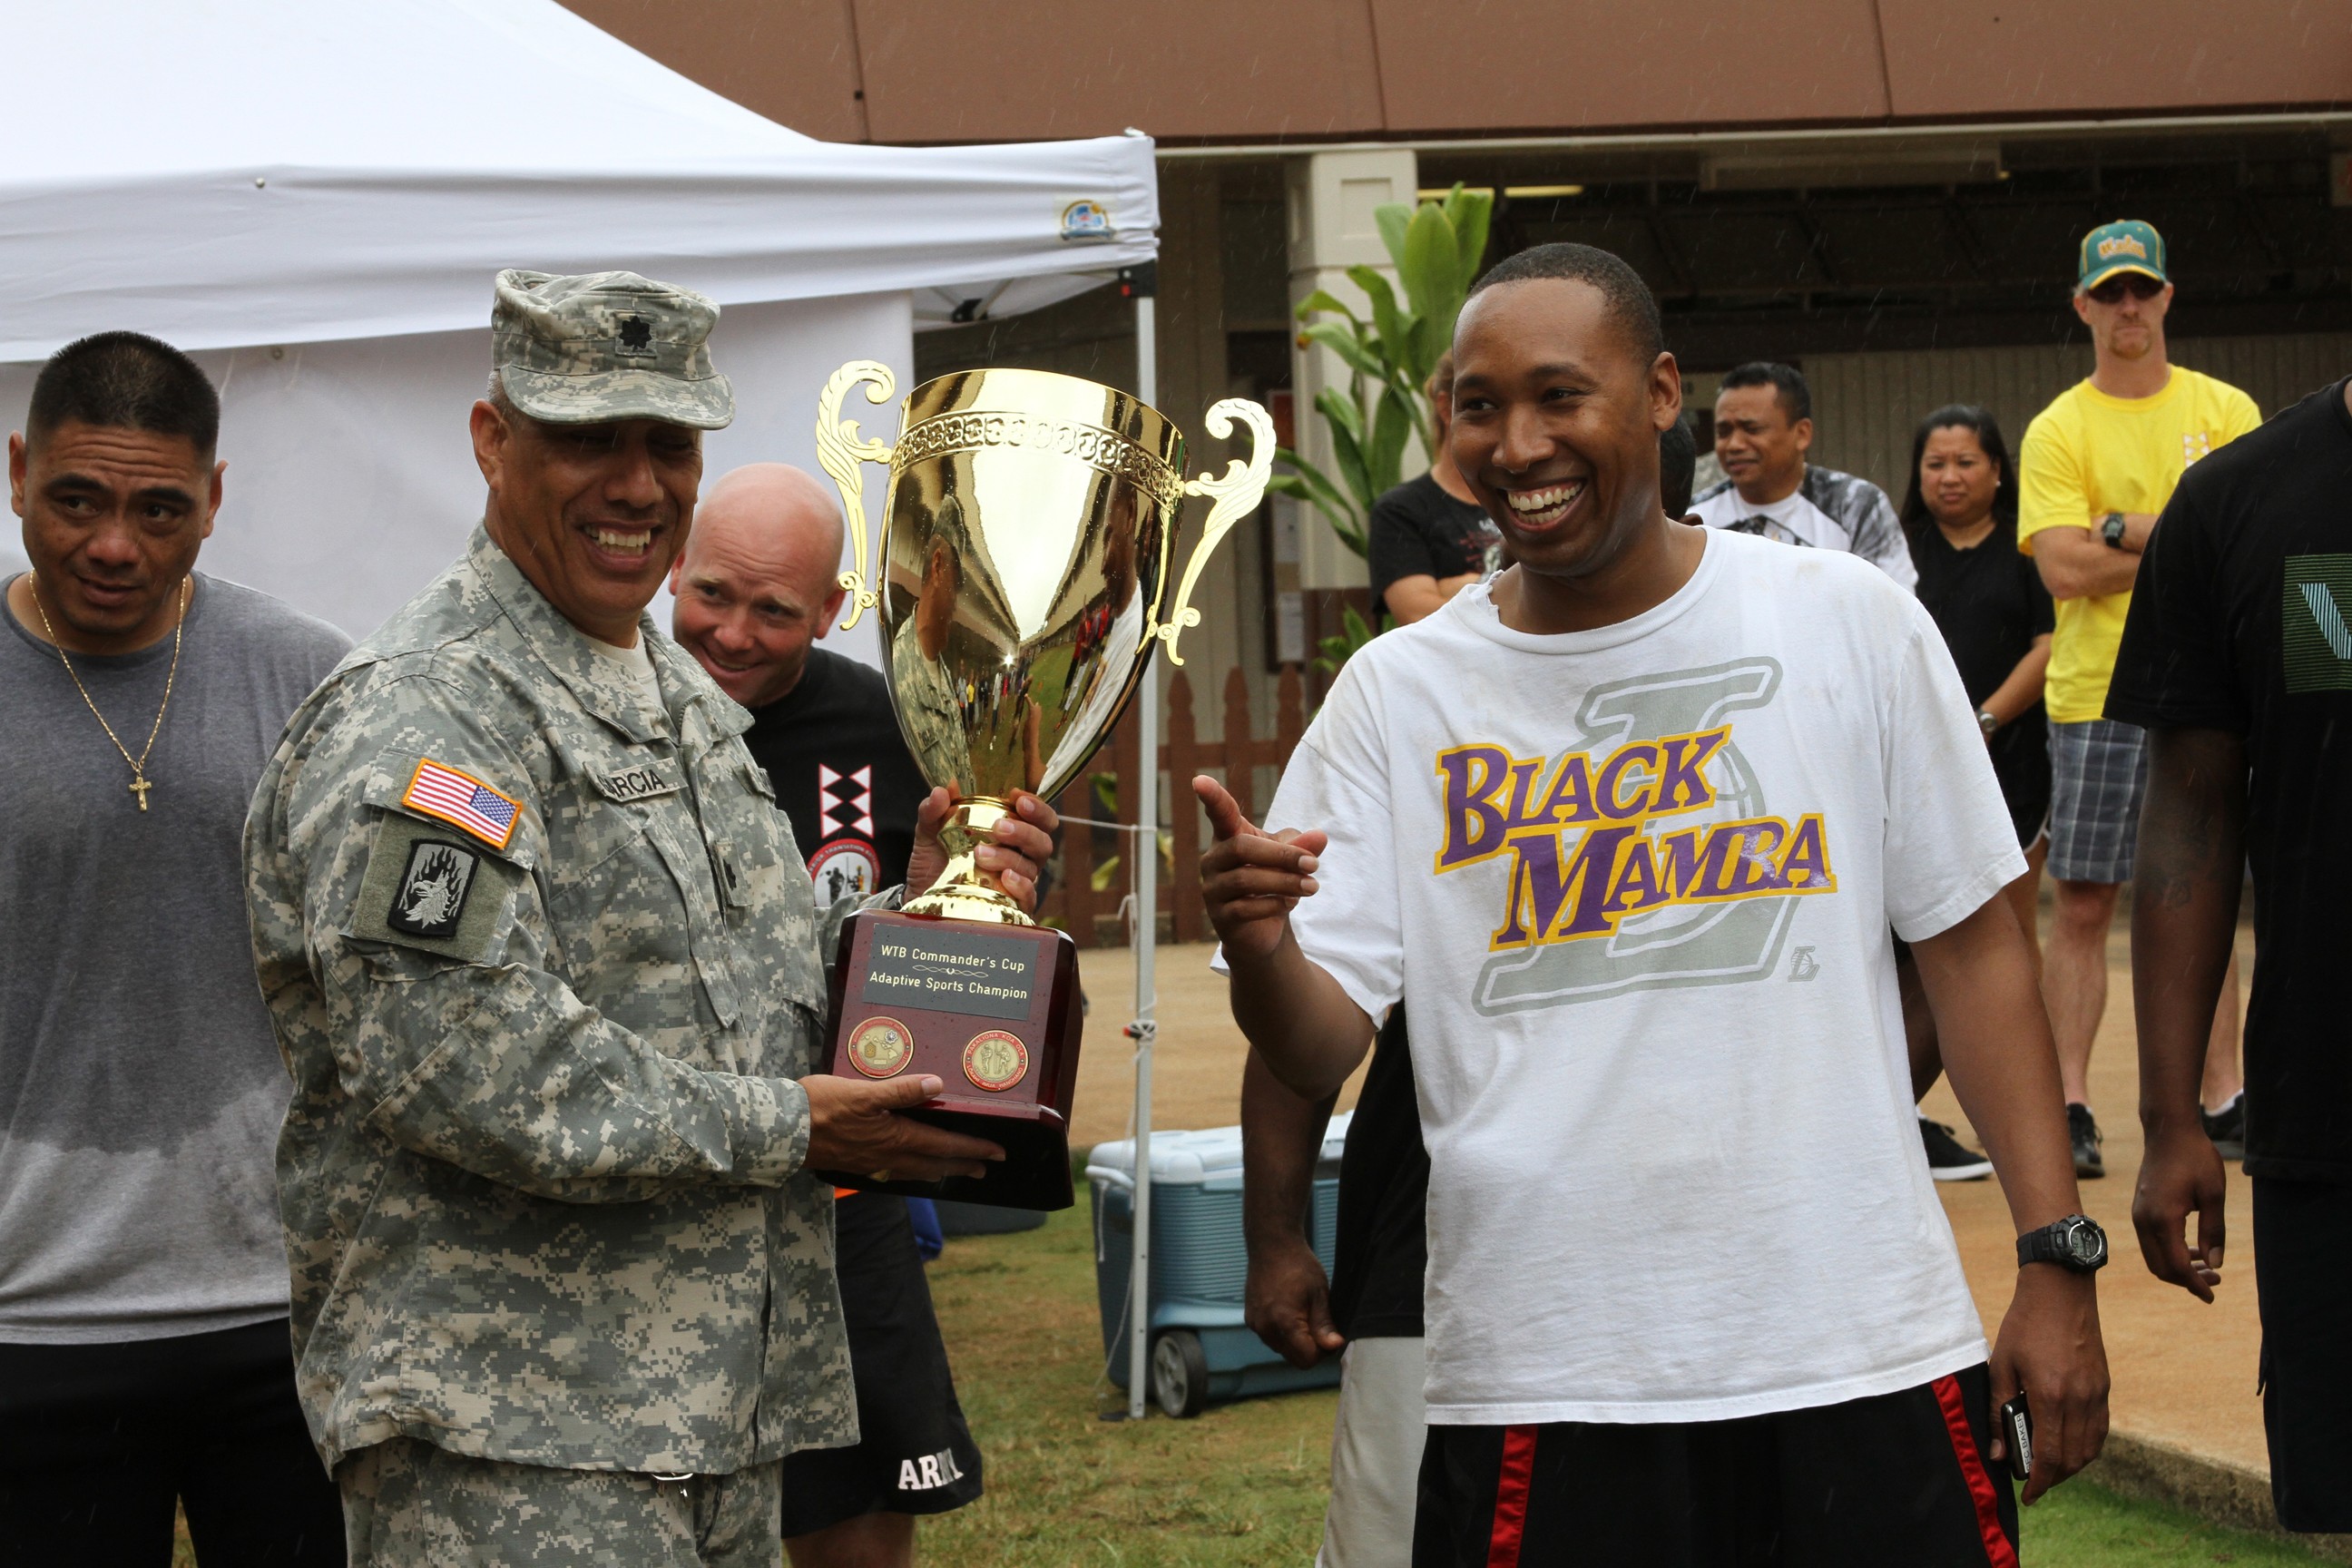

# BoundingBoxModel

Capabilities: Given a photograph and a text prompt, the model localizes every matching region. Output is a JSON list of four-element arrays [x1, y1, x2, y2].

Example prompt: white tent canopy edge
[[0, 0, 1156, 359]]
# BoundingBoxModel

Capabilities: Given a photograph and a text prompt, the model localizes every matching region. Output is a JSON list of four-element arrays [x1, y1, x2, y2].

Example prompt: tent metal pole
[[1126, 285, 1159, 1422]]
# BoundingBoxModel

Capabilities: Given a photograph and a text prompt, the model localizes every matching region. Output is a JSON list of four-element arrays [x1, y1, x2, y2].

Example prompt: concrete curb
[[2092, 1431, 2352, 1562]]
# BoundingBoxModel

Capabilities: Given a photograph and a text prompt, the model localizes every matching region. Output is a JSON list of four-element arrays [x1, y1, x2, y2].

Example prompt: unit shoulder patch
[[353, 812, 524, 962], [387, 839, 481, 939]]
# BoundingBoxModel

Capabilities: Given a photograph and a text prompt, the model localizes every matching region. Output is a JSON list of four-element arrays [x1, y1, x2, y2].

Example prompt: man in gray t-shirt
[[0, 332, 348, 1563]]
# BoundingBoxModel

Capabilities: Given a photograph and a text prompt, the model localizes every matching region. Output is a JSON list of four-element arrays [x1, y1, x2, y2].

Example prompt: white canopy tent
[[0, 0, 1157, 646]]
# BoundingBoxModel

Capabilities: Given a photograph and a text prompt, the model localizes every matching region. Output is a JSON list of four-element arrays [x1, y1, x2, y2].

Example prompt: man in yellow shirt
[[2019, 220, 2259, 1180]]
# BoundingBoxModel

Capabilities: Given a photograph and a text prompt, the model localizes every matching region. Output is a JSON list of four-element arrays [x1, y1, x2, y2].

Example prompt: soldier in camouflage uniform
[[243, 270, 1056, 1565]]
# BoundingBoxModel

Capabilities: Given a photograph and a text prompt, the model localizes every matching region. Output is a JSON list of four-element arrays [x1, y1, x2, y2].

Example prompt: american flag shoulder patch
[[400, 758, 523, 851]]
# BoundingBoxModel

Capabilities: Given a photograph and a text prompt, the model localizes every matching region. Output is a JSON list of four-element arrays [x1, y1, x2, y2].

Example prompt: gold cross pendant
[[129, 774, 152, 811]]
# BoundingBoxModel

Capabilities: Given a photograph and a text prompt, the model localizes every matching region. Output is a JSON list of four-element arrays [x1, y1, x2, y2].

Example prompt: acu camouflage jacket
[[244, 528, 857, 1475]]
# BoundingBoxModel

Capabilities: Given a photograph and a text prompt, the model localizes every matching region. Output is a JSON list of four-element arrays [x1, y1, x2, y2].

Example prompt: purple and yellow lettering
[[1722, 819, 1789, 895], [1436, 746, 1511, 869], [1778, 814, 1837, 891], [1652, 729, 1728, 813], [1503, 757, 1553, 832], [1553, 826, 1640, 936], [1492, 867, 1532, 947], [1603, 838, 1666, 918], [1654, 827, 1720, 898], [1538, 754, 1599, 825], [1596, 742, 1662, 820], [1494, 824, 1637, 946]]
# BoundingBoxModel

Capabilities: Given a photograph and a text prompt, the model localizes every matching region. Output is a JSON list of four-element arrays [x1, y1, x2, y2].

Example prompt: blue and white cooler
[[1085, 1114, 1350, 1416]]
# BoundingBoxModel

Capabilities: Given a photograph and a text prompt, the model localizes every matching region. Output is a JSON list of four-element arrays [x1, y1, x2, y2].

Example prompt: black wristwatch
[[2099, 512, 2128, 549], [2016, 1214, 2108, 1274]]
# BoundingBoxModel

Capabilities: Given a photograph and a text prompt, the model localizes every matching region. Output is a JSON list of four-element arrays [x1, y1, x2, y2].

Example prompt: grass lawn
[[920, 1205, 2331, 1568], [171, 1202, 2330, 1566]]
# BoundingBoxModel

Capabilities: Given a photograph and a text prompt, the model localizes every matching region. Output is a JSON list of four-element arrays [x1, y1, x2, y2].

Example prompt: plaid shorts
[[2047, 718, 2149, 883]]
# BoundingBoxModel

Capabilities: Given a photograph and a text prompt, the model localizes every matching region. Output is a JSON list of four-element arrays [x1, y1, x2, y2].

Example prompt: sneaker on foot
[[2202, 1093, 2246, 1161], [2068, 1102, 2104, 1179], [1920, 1117, 1993, 1181]]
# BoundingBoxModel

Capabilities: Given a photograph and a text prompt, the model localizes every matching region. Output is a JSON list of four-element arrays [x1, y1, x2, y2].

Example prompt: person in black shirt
[[1367, 354, 1504, 624], [1893, 407, 2053, 1181], [1902, 407, 2053, 858], [2106, 376, 2352, 1534], [1241, 1016, 1426, 1568], [670, 463, 991, 1568]]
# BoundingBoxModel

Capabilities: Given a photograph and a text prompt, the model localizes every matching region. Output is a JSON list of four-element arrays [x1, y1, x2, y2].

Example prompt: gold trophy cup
[[811, 363, 1273, 1209]]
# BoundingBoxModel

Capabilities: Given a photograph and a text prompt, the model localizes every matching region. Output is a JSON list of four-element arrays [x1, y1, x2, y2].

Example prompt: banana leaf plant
[[1267, 182, 1494, 561], [1312, 603, 1392, 678]]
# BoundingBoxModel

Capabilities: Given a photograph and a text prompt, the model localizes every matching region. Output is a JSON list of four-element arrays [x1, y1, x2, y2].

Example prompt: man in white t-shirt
[[1691, 361, 1916, 589], [1201, 243, 2108, 1566]]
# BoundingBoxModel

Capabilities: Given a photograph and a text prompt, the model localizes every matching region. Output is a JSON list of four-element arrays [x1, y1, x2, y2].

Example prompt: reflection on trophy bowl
[[877, 369, 1187, 922]]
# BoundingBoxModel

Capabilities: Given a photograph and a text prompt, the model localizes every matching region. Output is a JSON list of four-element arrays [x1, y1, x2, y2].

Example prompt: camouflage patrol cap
[[492, 270, 734, 429]]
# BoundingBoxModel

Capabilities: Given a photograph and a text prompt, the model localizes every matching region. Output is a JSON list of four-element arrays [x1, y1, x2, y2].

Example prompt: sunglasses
[[2085, 273, 2166, 305]]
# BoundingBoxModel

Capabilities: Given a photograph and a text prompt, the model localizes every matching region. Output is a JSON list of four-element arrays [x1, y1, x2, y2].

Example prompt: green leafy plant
[[1311, 603, 1391, 677], [1267, 183, 1494, 560]]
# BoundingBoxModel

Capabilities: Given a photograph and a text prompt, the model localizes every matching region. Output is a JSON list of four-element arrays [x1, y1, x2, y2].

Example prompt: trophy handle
[[1154, 397, 1276, 667], [815, 361, 898, 632]]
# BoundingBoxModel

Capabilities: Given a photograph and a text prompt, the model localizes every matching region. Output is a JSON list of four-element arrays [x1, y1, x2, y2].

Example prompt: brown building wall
[[565, 0, 872, 142], [1370, 0, 1894, 134], [853, 0, 1385, 143], [562, 0, 2347, 144], [1877, 0, 2352, 122]]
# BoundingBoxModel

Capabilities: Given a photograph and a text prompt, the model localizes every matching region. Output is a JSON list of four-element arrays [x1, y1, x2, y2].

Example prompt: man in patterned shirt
[[1692, 361, 1916, 589]]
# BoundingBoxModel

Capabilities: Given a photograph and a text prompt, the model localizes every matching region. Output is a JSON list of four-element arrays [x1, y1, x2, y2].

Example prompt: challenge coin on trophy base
[[809, 361, 1273, 1210]]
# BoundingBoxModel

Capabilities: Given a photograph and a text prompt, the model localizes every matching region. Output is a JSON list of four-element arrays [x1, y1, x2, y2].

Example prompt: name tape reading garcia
[[859, 925, 1040, 1022]]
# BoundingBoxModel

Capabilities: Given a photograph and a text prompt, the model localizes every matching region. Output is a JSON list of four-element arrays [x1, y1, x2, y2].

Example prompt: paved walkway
[[1073, 920, 2269, 1478]]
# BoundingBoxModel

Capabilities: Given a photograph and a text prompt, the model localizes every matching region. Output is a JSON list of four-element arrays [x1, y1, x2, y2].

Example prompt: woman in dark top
[[1367, 353, 1504, 623], [1898, 407, 2053, 1170], [1901, 405, 2053, 882]]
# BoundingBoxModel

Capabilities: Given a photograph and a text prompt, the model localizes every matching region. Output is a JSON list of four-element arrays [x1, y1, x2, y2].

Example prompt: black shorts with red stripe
[[1413, 1363, 2019, 1568]]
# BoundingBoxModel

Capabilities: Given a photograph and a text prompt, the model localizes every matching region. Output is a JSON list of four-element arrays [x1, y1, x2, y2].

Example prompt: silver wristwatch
[[1977, 708, 1999, 737]]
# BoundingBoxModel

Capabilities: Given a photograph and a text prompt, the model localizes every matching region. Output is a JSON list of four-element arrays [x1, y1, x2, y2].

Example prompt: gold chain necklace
[[28, 573, 190, 811]]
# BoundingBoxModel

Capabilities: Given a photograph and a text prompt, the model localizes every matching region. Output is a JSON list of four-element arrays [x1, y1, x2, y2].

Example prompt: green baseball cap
[[491, 269, 734, 429], [2077, 220, 2168, 291]]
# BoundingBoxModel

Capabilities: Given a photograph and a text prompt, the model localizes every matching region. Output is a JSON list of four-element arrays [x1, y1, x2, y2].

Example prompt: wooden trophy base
[[817, 908, 1084, 1210]]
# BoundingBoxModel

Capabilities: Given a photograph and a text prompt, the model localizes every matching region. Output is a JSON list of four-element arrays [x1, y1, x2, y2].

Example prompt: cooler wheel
[[1151, 1329, 1209, 1418]]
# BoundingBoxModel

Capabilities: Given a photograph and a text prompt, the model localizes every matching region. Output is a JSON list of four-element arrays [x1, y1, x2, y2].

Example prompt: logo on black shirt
[[810, 837, 881, 902], [2282, 554, 2352, 691], [820, 762, 876, 838]]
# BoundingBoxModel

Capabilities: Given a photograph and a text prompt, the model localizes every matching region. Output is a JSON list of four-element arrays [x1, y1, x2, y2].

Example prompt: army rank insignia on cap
[[402, 759, 522, 850], [387, 840, 482, 940]]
